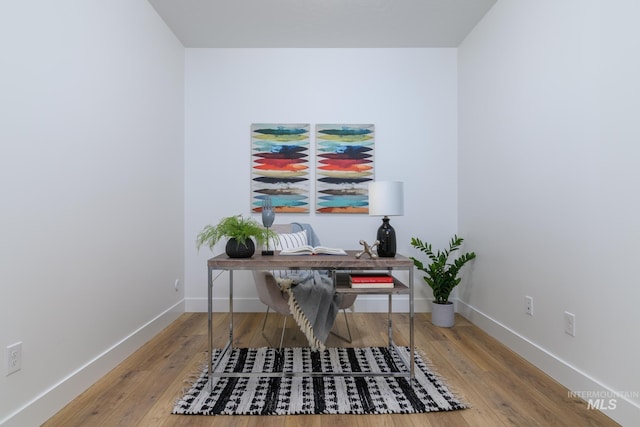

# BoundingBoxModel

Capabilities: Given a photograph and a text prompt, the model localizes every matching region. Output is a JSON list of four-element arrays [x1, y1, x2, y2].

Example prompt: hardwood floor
[[44, 312, 619, 426]]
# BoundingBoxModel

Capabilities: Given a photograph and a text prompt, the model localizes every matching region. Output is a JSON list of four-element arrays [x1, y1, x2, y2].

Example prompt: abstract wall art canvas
[[251, 124, 310, 213], [315, 124, 374, 214]]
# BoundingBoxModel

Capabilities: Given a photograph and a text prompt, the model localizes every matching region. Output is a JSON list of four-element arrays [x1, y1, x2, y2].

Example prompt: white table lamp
[[368, 181, 404, 257]]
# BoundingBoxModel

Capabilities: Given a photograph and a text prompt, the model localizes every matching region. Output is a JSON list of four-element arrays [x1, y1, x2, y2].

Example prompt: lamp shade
[[368, 181, 404, 216]]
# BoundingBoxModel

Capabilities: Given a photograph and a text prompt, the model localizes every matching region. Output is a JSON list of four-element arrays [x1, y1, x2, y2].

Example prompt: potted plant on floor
[[197, 214, 276, 258], [410, 235, 476, 327]]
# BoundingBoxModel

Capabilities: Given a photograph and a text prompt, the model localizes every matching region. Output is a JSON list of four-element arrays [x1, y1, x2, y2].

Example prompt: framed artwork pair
[[251, 123, 375, 214]]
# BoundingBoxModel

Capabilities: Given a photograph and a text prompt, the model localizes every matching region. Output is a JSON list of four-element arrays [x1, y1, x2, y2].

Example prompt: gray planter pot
[[431, 301, 455, 327]]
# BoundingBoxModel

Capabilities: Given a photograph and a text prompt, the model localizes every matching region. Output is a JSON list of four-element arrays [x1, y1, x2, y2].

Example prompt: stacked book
[[349, 273, 395, 289]]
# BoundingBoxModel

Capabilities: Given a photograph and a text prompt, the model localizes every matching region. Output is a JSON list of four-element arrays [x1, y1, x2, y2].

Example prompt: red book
[[350, 274, 394, 283], [349, 274, 395, 288]]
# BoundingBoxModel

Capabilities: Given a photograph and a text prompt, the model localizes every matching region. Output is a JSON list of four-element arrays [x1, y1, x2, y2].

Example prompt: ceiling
[[147, 0, 497, 48]]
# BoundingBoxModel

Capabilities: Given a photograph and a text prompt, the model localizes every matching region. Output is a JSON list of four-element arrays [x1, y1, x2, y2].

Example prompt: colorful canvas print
[[315, 124, 374, 214], [251, 124, 310, 213]]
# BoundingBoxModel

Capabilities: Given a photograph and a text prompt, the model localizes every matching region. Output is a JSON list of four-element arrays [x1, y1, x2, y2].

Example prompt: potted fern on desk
[[197, 214, 275, 258], [410, 235, 476, 327]]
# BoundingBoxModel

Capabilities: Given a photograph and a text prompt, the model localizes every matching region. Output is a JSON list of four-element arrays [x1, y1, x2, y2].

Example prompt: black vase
[[376, 217, 397, 257], [225, 238, 255, 258]]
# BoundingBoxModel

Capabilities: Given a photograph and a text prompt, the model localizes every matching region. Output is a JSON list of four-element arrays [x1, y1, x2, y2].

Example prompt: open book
[[279, 245, 347, 256]]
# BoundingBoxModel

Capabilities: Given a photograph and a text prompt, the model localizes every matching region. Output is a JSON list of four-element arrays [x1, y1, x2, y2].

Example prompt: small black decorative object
[[261, 197, 275, 255]]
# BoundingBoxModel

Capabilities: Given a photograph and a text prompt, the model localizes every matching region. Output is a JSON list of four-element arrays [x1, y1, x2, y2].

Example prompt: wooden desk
[[206, 250, 415, 388]]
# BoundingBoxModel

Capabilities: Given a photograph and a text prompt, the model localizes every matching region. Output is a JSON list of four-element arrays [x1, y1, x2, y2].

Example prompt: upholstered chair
[[252, 223, 356, 348]]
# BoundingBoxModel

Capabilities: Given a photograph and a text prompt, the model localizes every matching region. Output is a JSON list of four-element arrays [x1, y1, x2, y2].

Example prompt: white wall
[[0, 1, 184, 425], [184, 48, 459, 313], [458, 1, 640, 424]]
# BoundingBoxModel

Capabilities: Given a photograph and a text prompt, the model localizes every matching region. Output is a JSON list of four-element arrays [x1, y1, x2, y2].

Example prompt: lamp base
[[376, 216, 396, 257]]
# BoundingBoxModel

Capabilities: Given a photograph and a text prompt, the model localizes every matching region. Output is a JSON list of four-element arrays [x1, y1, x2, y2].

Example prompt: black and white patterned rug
[[172, 346, 467, 415]]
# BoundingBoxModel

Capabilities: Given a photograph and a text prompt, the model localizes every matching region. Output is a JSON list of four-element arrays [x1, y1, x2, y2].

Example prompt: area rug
[[172, 346, 467, 415]]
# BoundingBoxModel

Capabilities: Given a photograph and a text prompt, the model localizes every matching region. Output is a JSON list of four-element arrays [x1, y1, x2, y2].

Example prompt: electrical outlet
[[6, 342, 22, 376], [525, 296, 533, 316], [564, 311, 576, 336], [174, 279, 180, 292]]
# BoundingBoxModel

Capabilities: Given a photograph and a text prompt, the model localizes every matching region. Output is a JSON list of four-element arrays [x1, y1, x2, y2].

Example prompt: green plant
[[410, 235, 476, 304], [196, 214, 276, 251]]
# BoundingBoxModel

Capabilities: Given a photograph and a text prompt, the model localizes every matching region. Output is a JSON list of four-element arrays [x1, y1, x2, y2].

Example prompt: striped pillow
[[269, 231, 308, 279], [270, 230, 308, 250]]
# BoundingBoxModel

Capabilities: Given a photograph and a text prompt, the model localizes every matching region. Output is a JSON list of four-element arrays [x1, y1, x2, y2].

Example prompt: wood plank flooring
[[44, 313, 620, 426]]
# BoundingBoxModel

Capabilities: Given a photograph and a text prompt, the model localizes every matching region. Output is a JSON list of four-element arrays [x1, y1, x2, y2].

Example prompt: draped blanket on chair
[[270, 222, 345, 351], [276, 271, 343, 351]]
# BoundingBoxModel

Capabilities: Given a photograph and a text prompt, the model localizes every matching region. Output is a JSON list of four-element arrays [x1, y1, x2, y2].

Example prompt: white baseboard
[[1, 300, 185, 427], [455, 299, 639, 426], [185, 296, 431, 313]]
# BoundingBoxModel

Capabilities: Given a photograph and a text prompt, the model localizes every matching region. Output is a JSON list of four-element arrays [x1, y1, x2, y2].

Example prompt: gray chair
[[252, 224, 356, 348]]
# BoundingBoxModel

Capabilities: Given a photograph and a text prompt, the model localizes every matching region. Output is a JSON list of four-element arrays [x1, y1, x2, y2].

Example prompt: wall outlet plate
[[564, 311, 576, 336], [6, 342, 22, 376], [525, 296, 533, 316]]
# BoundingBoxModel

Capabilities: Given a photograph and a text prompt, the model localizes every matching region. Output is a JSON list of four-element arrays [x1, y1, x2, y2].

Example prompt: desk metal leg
[[387, 294, 393, 346], [410, 267, 415, 381], [229, 270, 234, 344], [208, 269, 235, 392], [207, 266, 213, 391]]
